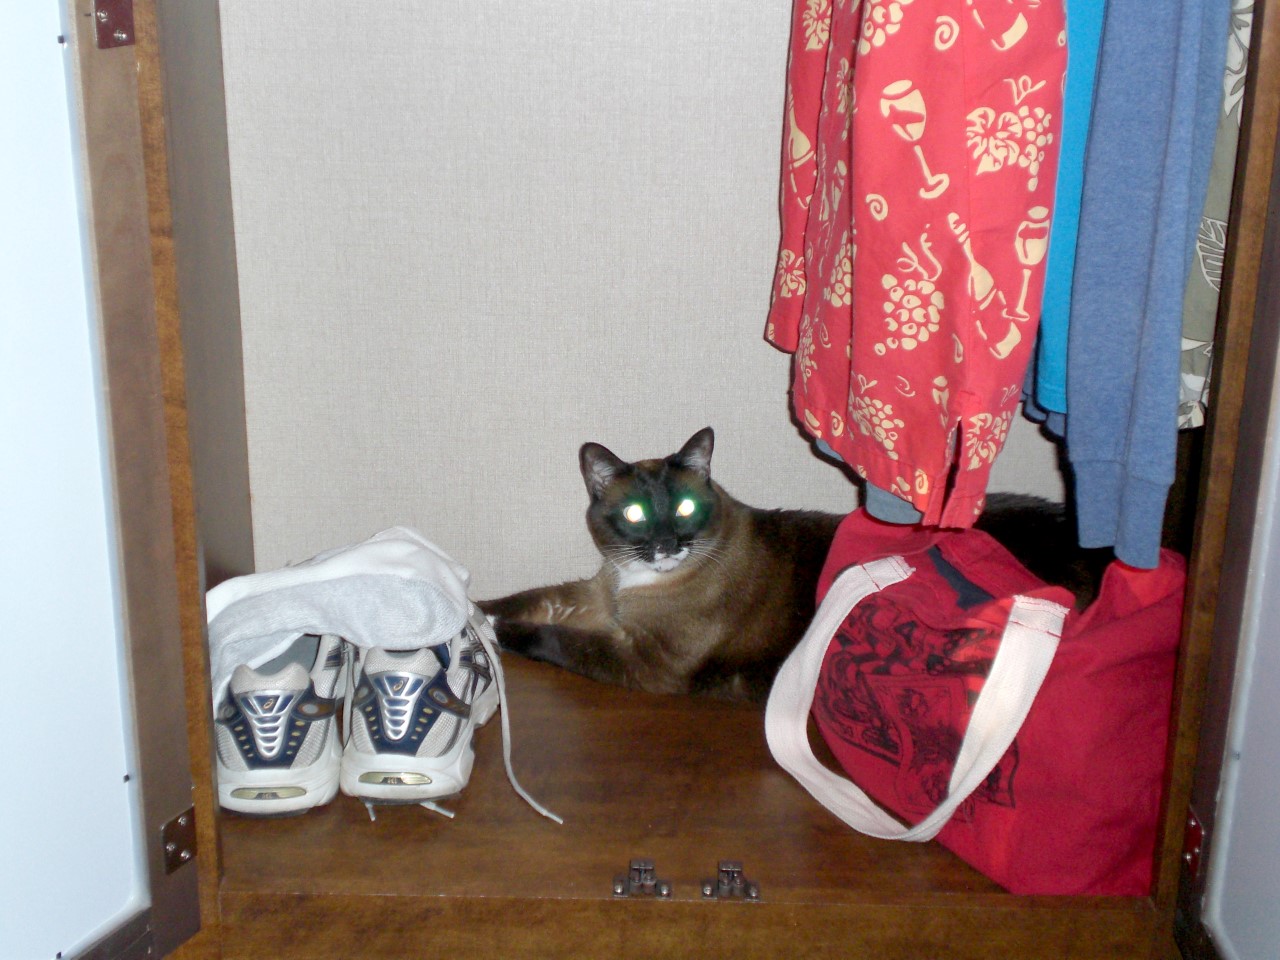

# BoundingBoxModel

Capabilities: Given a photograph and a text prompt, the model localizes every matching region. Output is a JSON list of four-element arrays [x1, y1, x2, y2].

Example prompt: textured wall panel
[[219, 0, 1063, 597]]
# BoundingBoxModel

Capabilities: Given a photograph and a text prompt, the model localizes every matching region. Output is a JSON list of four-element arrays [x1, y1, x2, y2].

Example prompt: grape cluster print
[[875, 233, 944, 355], [859, 0, 914, 55], [966, 77, 1055, 192]]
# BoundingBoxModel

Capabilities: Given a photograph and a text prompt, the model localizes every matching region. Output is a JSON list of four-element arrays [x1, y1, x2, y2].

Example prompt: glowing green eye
[[675, 498, 697, 518], [623, 503, 646, 524]]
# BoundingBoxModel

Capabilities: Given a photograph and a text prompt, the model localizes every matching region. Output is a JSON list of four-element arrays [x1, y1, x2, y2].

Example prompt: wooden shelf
[[217, 658, 1161, 958]]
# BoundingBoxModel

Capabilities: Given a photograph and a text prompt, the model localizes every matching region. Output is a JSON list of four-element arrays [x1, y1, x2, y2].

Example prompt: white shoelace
[[363, 799, 456, 821], [468, 607, 563, 824]]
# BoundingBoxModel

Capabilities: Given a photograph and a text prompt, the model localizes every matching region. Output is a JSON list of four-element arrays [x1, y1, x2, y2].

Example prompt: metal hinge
[[612, 858, 673, 898], [92, 0, 135, 48], [701, 860, 761, 901], [1182, 807, 1205, 881], [161, 807, 197, 875]]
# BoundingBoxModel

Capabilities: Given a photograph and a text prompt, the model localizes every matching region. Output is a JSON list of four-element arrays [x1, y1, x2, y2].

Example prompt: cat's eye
[[675, 498, 697, 518], [622, 503, 646, 524]]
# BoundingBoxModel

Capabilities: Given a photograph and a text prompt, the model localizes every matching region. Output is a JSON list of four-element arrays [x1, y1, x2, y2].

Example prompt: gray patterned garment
[[1180, 0, 1254, 429]]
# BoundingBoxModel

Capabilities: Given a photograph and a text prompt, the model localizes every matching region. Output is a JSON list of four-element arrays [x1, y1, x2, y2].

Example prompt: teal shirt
[[1033, 0, 1106, 415]]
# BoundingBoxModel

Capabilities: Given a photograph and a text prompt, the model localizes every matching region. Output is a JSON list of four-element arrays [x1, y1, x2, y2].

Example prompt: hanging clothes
[[767, 0, 1066, 527], [1029, 0, 1106, 418], [1065, 0, 1230, 568]]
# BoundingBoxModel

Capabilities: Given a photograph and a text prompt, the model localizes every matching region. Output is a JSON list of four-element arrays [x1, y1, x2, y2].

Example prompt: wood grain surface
[[219, 658, 1157, 958]]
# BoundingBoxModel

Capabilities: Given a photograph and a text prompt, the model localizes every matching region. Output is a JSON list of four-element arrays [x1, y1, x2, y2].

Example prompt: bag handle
[[765, 555, 1067, 841]]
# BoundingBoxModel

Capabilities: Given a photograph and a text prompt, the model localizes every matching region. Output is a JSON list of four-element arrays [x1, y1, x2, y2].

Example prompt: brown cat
[[480, 427, 1104, 702]]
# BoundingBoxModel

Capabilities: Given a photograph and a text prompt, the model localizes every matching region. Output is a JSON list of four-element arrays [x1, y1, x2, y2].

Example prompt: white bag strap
[[765, 555, 1067, 842]]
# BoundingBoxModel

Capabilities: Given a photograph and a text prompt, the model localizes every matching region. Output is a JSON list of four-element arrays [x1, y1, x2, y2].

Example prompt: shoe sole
[[339, 681, 499, 802], [217, 734, 342, 816]]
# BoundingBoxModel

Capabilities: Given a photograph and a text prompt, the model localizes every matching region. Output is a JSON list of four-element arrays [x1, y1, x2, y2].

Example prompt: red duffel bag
[[765, 509, 1185, 895]]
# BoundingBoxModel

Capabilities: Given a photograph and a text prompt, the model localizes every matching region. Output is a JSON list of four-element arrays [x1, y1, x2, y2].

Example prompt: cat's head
[[579, 427, 721, 581]]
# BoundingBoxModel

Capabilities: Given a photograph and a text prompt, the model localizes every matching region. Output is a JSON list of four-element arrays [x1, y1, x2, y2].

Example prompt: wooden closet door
[[1172, 1, 1280, 954], [63, 0, 205, 953]]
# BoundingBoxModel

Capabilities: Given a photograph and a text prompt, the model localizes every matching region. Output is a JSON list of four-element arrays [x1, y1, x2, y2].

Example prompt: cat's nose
[[655, 537, 680, 558]]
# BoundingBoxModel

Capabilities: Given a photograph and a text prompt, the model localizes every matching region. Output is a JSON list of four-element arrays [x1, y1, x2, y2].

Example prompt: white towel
[[206, 526, 472, 710]]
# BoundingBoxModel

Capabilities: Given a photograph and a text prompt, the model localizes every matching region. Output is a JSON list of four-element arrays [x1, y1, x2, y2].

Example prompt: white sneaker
[[339, 623, 499, 804], [215, 634, 345, 815]]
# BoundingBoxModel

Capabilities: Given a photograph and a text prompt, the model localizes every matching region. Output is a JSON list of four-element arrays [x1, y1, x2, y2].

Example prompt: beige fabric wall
[[218, 0, 1064, 598]]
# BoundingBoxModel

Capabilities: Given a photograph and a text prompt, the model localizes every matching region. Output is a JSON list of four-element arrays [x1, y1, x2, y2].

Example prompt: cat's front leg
[[490, 619, 642, 689], [477, 577, 608, 627], [479, 578, 662, 689]]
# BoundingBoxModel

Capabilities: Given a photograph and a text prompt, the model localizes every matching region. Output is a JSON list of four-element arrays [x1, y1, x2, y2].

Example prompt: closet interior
[[100, 0, 1280, 955]]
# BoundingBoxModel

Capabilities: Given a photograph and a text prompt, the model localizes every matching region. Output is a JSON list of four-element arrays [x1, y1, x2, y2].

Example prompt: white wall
[[0, 4, 146, 957], [1203, 330, 1280, 958], [219, 0, 1064, 596]]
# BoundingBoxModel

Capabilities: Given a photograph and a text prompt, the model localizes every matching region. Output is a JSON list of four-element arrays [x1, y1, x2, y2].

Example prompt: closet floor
[[217, 658, 1165, 959]]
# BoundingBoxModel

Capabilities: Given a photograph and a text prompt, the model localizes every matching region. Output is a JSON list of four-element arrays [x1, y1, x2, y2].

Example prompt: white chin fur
[[615, 550, 688, 590]]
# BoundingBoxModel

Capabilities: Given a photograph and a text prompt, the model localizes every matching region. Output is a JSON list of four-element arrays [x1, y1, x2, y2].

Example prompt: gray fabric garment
[[814, 437, 923, 524], [1179, 0, 1254, 429]]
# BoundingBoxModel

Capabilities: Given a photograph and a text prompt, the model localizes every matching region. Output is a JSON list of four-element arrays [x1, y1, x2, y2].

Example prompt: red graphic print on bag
[[797, 512, 1183, 895], [815, 578, 1019, 823]]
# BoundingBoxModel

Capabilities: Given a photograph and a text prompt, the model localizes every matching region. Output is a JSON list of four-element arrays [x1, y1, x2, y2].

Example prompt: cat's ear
[[671, 427, 714, 479], [580, 442, 627, 498]]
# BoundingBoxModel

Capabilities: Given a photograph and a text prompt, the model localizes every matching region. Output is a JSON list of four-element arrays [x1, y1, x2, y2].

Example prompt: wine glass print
[[1005, 207, 1051, 323], [879, 80, 949, 200]]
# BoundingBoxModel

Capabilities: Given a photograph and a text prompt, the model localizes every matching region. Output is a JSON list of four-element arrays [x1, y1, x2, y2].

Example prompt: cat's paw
[[493, 621, 566, 666], [492, 620, 532, 654]]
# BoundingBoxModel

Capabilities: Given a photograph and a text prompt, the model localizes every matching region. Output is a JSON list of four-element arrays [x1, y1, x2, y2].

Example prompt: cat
[[479, 427, 1107, 702]]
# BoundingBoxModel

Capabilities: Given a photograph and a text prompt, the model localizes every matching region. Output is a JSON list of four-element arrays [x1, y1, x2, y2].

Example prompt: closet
[[92, 0, 1280, 955]]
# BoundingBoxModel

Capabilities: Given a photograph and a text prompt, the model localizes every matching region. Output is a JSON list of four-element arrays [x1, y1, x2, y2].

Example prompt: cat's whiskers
[[602, 544, 646, 570], [684, 539, 730, 572], [603, 546, 656, 586]]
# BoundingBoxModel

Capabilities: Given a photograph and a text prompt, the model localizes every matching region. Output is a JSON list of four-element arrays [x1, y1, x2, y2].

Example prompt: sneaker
[[339, 623, 499, 804], [214, 633, 345, 815]]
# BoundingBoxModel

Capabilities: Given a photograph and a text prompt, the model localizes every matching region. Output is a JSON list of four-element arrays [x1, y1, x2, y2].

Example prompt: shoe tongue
[[364, 646, 441, 677], [229, 661, 310, 695]]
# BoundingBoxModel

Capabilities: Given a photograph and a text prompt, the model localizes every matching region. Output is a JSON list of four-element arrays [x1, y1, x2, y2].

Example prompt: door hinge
[[161, 807, 197, 875], [1182, 807, 1205, 881], [92, 0, 135, 48]]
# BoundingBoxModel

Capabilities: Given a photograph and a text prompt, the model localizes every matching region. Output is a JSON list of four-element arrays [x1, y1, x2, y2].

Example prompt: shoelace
[[342, 648, 358, 749], [466, 606, 563, 824], [338, 611, 562, 825]]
